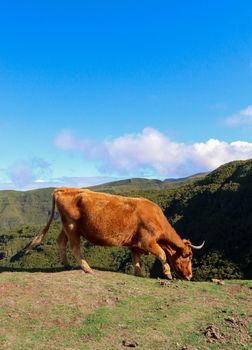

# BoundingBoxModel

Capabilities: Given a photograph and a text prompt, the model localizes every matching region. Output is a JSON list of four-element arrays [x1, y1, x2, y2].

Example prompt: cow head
[[163, 239, 205, 280]]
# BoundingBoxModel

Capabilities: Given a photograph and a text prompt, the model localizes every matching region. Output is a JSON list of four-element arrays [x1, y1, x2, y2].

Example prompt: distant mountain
[[1, 159, 252, 279], [90, 173, 207, 193], [164, 172, 207, 183], [0, 188, 54, 231], [0, 173, 206, 230]]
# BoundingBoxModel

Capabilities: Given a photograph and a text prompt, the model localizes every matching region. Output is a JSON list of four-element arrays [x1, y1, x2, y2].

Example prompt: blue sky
[[1, 1, 252, 190]]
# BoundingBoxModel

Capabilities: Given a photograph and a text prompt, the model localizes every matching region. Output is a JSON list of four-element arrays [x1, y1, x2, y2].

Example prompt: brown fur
[[27, 187, 194, 280]]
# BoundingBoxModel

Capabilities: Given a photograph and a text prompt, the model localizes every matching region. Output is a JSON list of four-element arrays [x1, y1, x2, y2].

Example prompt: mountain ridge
[[1, 159, 252, 279], [0, 173, 206, 230]]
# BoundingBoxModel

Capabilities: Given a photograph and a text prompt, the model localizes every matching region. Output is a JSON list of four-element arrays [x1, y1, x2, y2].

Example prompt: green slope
[[0, 159, 252, 279], [0, 174, 205, 231], [0, 188, 54, 231], [162, 159, 252, 278]]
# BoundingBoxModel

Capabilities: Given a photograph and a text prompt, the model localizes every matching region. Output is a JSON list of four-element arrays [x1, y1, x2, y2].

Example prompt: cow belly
[[78, 218, 137, 247], [81, 232, 123, 247]]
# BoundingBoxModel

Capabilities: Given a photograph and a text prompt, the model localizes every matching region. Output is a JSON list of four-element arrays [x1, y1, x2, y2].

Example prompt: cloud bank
[[1, 166, 116, 191], [2, 127, 252, 190], [54, 128, 252, 177], [6, 158, 51, 189]]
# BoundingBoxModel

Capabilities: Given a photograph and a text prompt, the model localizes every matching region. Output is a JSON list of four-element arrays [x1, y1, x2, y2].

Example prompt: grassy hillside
[[0, 174, 205, 231], [0, 270, 251, 350], [0, 188, 54, 231], [0, 159, 252, 279], [162, 159, 252, 279], [0, 221, 242, 282]]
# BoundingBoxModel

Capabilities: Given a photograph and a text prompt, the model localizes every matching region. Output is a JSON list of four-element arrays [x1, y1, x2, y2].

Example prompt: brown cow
[[26, 188, 204, 280]]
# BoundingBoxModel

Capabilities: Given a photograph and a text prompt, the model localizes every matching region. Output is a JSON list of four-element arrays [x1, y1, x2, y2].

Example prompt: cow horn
[[189, 241, 205, 250]]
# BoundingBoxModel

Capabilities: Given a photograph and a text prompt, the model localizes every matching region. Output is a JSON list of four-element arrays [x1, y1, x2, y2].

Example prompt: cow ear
[[181, 244, 192, 258], [182, 239, 191, 245]]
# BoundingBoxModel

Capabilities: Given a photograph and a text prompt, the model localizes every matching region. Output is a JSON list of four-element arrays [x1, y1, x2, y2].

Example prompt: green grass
[[0, 270, 251, 350]]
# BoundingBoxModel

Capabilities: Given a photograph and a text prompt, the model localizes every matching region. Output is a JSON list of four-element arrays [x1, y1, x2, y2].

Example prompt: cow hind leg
[[70, 240, 93, 274], [56, 229, 70, 268], [131, 248, 143, 277], [65, 226, 93, 274], [144, 240, 173, 279]]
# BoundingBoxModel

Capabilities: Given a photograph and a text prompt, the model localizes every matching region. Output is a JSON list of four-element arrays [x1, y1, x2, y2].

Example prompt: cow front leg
[[131, 248, 143, 277], [56, 229, 70, 268], [145, 240, 173, 280]]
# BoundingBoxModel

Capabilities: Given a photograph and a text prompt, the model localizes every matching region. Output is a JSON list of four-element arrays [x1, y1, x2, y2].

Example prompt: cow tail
[[25, 192, 56, 252]]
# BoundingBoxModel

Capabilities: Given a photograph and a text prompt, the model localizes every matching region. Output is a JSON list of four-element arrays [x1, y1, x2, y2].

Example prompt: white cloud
[[225, 105, 252, 126], [54, 129, 91, 151], [54, 128, 252, 177], [0, 172, 117, 191], [5, 158, 52, 190], [41, 176, 117, 189], [103, 128, 187, 175], [191, 139, 252, 170], [2, 128, 252, 191]]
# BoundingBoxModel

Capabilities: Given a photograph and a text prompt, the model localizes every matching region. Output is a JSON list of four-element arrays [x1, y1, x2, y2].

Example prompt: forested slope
[[0, 160, 252, 279]]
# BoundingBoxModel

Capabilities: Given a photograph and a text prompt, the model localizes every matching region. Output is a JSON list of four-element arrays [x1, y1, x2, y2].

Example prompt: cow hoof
[[165, 274, 173, 280], [134, 268, 143, 277], [82, 268, 94, 275], [134, 271, 144, 277]]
